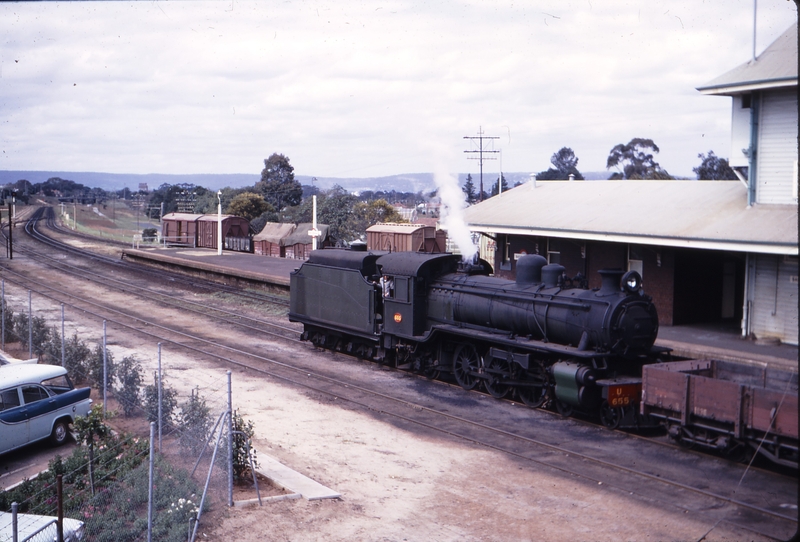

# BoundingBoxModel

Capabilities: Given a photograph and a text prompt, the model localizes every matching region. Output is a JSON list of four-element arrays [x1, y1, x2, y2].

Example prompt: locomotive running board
[[430, 324, 608, 360]]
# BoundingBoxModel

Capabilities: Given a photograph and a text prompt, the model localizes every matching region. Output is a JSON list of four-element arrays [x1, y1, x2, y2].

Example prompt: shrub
[[115, 356, 143, 417], [1, 298, 14, 344], [12, 312, 50, 355], [231, 409, 259, 480], [177, 388, 211, 456], [88, 344, 116, 389], [143, 372, 178, 430], [63, 332, 92, 384], [142, 227, 158, 242]]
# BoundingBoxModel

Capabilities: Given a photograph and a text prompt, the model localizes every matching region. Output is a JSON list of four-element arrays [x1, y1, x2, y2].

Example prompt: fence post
[[157, 343, 162, 453], [147, 421, 155, 542], [61, 304, 65, 368], [102, 320, 107, 418], [1, 279, 5, 352], [228, 370, 233, 507], [28, 290, 32, 359], [11, 502, 18, 542], [57, 474, 63, 542]]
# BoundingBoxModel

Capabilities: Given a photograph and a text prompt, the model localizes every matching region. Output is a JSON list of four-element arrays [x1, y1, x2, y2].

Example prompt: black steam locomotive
[[289, 246, 666, 427]]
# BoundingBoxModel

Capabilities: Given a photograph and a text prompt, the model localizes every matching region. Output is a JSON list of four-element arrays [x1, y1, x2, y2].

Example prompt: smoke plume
[[433, 166, 477, 262]]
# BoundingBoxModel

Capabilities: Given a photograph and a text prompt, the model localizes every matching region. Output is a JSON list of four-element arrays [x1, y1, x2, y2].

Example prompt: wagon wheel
[[484, 357, 511, 399], [599, 401, 622, 430], [555, 399, 573, 417], [724, 442, 753, 464], [516, 367, 548, 408], [452, 344, 481, 391]]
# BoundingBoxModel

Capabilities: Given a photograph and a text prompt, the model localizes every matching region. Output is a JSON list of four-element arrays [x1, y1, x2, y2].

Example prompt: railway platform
[[121, 246, 798, 371]]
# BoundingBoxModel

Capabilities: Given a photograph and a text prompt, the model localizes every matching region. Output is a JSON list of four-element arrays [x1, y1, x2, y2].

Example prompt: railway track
[[29, 206, 290, 308], [2, 206, 796, 539]]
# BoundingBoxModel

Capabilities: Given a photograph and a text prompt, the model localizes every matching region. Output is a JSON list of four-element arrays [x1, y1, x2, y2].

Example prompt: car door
[[0, 387, 28, 452], [20, 384, 53, 444]]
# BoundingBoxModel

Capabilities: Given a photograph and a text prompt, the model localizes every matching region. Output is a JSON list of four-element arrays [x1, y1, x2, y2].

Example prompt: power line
[[464, 126, 499, 202]]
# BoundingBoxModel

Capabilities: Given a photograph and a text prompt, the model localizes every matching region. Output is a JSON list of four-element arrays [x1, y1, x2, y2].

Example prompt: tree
[[349, 199, 406, 236], [536, 147, 584, 180], [693, 151, 738, 180], [490, 174, 509, 197], [226, 192, 274, 221], [462, 174, 478, 205], [606, 138, 673, 179], [257, 153, 302, 210]]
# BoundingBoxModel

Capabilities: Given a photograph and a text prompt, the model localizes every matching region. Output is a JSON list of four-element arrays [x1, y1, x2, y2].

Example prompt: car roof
[[0, 364, 68, 389]]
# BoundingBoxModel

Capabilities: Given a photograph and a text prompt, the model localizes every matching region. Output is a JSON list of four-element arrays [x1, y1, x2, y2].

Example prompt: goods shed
[[366, 223, 447, 253], [285, 223, 332, 259], [196, 215, 252, 252], [161, 213, 203, 246], [253, 223, 296, 257]]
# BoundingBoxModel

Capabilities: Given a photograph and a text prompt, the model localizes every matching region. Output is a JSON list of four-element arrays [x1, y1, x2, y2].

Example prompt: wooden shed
[[366, 223, 447, 253], [285, 223, 332, 259], [196, 215, 252, 252], [253, 223, 296, 257], [161, 213, 203, 246]]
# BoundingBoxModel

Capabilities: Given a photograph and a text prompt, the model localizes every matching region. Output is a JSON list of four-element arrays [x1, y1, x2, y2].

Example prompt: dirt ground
[[2, 273, 778, 542]]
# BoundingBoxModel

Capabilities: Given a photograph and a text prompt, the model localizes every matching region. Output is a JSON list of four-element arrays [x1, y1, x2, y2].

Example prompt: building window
[[547, 239, 561, 264], [741, 94, 751, 109], [628, 245, 644, 277]]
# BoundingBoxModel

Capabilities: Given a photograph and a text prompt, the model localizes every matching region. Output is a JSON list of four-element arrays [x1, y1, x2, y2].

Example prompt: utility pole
[[464, 127, 499, 202]]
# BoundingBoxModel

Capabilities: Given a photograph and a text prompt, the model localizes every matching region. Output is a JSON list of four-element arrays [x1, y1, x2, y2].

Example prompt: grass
[[53, 198, 161, 243]]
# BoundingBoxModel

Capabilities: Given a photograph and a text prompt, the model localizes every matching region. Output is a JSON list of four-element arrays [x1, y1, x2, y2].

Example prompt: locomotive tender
[[289, 246, 664, 427]]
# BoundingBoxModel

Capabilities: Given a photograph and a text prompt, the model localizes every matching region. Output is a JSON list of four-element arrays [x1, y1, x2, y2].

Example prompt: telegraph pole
[[464, 127, 499, 201]]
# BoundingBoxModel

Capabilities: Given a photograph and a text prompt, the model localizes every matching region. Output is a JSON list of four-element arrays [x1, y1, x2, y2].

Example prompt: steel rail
[[0, 270, 794, 538], [24, 206, 290, 307]]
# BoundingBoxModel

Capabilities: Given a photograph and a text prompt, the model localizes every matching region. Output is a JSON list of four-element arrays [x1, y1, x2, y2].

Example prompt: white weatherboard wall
[[748, 254, 799, 345], [757, 88, 799, 204]]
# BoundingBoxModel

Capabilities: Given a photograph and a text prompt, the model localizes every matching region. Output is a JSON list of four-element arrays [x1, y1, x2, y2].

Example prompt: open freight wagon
[[641, 359, 798, 468]]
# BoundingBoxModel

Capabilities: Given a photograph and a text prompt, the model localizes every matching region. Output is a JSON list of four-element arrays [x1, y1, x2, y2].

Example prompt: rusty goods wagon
[[366, 223, 447, 253], [253, 223, 296, 257], [641, 359, 798, 468], [284, 223, 331, 259], [196, 215, 252, 252], [161, 213, 203, 246]]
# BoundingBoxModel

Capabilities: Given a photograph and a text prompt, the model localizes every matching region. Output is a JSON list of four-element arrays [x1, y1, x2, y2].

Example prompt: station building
[[462, 24, 797, 345]]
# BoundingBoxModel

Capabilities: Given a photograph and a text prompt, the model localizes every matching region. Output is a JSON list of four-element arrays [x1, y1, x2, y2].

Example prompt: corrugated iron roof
[[697, 24, 797, 95], [253, 222, 296, 244], [162, 213, 204, 221], [366, 223, 430, 233], [197, 214, 240, 223], [462, 181, 797, 255]]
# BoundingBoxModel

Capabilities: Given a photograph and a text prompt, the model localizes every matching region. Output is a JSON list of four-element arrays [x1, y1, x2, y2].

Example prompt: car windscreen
[[41, 374, 73, 394]]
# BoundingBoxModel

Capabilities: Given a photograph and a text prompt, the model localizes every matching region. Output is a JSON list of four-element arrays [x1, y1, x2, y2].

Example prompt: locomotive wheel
[[555, 399, 573, 417], [423, 364, 441, 380], [452, 344, 481, 391], [516, 368, 548, 408], [599, 401, 622, 430], [484, 357, 511, 399]]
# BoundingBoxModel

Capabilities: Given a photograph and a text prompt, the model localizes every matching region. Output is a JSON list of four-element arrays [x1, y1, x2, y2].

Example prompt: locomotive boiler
[[289, 247, 664, 426]]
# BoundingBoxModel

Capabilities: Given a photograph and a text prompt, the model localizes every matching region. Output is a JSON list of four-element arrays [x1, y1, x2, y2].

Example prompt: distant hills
[[0, 169, 615, 195]]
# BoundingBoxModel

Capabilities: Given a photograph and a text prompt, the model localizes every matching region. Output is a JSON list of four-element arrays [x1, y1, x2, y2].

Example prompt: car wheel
[[50, 419, 70, 446]]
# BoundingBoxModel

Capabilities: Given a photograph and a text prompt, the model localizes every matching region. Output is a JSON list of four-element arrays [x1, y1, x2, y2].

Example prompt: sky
[[1, 0, 797, 181]]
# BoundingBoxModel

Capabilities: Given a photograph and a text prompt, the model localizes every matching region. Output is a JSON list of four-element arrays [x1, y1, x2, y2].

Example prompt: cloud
[[0, 0, 795, 178]]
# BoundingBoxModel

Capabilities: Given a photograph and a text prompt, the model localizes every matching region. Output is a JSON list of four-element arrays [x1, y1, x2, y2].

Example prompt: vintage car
[[0, 511, 85, 541], [0, 349, 38, 367], [0, 364, 92, 455]]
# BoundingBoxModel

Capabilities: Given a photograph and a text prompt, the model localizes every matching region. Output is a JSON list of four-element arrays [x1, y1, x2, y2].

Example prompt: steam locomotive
[[289, 246, 667, 428]]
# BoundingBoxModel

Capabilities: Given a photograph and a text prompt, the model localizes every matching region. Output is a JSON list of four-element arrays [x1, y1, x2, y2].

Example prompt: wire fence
[[0, 283, 260, 541]]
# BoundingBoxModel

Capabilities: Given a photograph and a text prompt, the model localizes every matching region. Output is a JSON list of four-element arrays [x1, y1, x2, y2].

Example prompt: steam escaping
[[434, 168, 478, 263]]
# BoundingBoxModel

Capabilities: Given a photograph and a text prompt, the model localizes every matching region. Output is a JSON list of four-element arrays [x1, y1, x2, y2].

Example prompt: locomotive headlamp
[[621, 271, 642, 293]]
